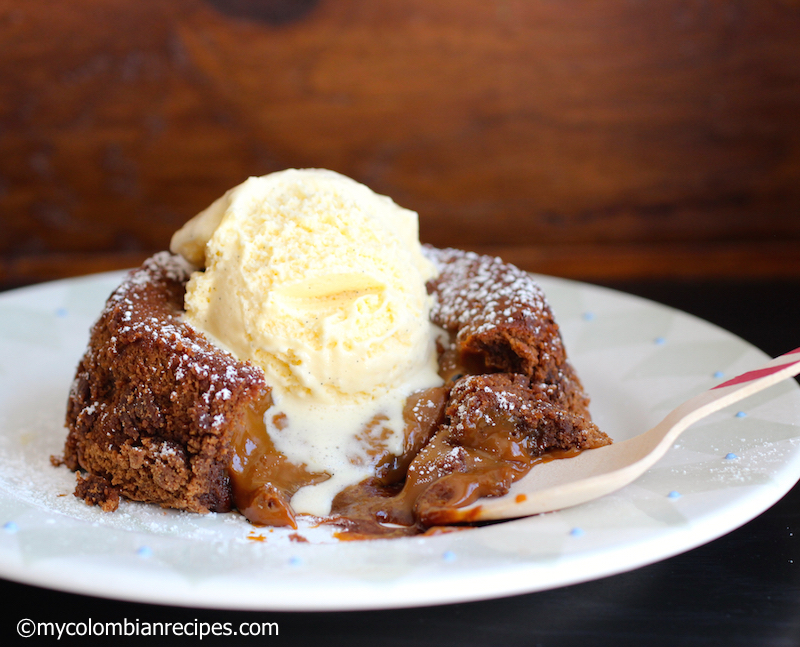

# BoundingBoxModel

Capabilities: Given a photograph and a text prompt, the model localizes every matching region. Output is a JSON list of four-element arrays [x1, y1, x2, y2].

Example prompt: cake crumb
[[74, 472, 121, 512]]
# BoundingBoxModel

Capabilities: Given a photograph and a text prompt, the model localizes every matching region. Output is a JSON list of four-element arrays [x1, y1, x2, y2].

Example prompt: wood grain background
[[2, 0, 799, 289]]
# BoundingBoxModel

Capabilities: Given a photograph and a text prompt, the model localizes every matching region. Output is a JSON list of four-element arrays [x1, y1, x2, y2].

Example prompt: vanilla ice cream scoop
[[171, 169, 442, 514]]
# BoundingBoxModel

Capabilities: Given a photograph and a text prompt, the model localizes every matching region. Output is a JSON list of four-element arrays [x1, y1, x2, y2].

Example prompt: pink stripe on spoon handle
[[675, 346, 800, 435], [713, 347, 800, 391]]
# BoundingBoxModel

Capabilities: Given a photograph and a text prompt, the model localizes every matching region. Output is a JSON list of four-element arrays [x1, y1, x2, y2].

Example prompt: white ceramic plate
[[0, 271, 799, 611]]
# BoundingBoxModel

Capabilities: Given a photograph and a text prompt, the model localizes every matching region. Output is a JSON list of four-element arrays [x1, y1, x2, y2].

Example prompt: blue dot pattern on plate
[[289, 556, 302, 566], [735, 411, 747, 418], [713, 371, 724, 379], [137, 546, 153, 558], [442, 550, 457, 562], [570, 528, 585, 537], [3, 521, 18, 533], [725, 453, 738, 460], [654, 337, 666, 345], [668, 491, 682, 499], [582, 312, 595, 321]]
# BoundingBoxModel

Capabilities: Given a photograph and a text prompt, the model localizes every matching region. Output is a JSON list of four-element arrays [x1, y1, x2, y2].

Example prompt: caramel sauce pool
[[226, 341, 589, 539]]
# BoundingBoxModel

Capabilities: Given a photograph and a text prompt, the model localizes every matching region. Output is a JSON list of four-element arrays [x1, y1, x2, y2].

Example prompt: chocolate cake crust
[[424, 245, 566, 381], [63, 252, 271, 513]]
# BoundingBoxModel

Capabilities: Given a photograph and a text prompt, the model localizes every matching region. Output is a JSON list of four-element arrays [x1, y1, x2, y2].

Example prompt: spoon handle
[[655, 346, 800, 453], [461, 346, 800, 521]]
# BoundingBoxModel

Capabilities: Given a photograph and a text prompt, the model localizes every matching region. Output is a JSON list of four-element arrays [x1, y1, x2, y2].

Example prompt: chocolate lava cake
[[59, 247, 610, 535]]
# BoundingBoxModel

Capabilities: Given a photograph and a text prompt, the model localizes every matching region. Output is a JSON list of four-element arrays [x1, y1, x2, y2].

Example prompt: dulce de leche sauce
[[226, 340, 590, 539], [227, 385, 449, 535]]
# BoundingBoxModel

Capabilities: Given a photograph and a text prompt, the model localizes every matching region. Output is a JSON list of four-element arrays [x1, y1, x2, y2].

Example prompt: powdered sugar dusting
[[423, 246, 564, 377], [424, 246, 549, 338], [83, 251, 267, 426]]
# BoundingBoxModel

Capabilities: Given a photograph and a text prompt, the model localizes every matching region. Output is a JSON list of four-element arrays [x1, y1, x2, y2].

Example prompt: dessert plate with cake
[[0, 170, 799, 610]]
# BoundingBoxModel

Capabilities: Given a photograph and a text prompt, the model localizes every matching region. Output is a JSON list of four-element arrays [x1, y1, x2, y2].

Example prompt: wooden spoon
[[447, 346, 800, 522]]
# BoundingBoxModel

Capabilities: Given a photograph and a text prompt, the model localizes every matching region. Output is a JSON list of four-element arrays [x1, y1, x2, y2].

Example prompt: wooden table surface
[[2, 0, 800, 289]]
